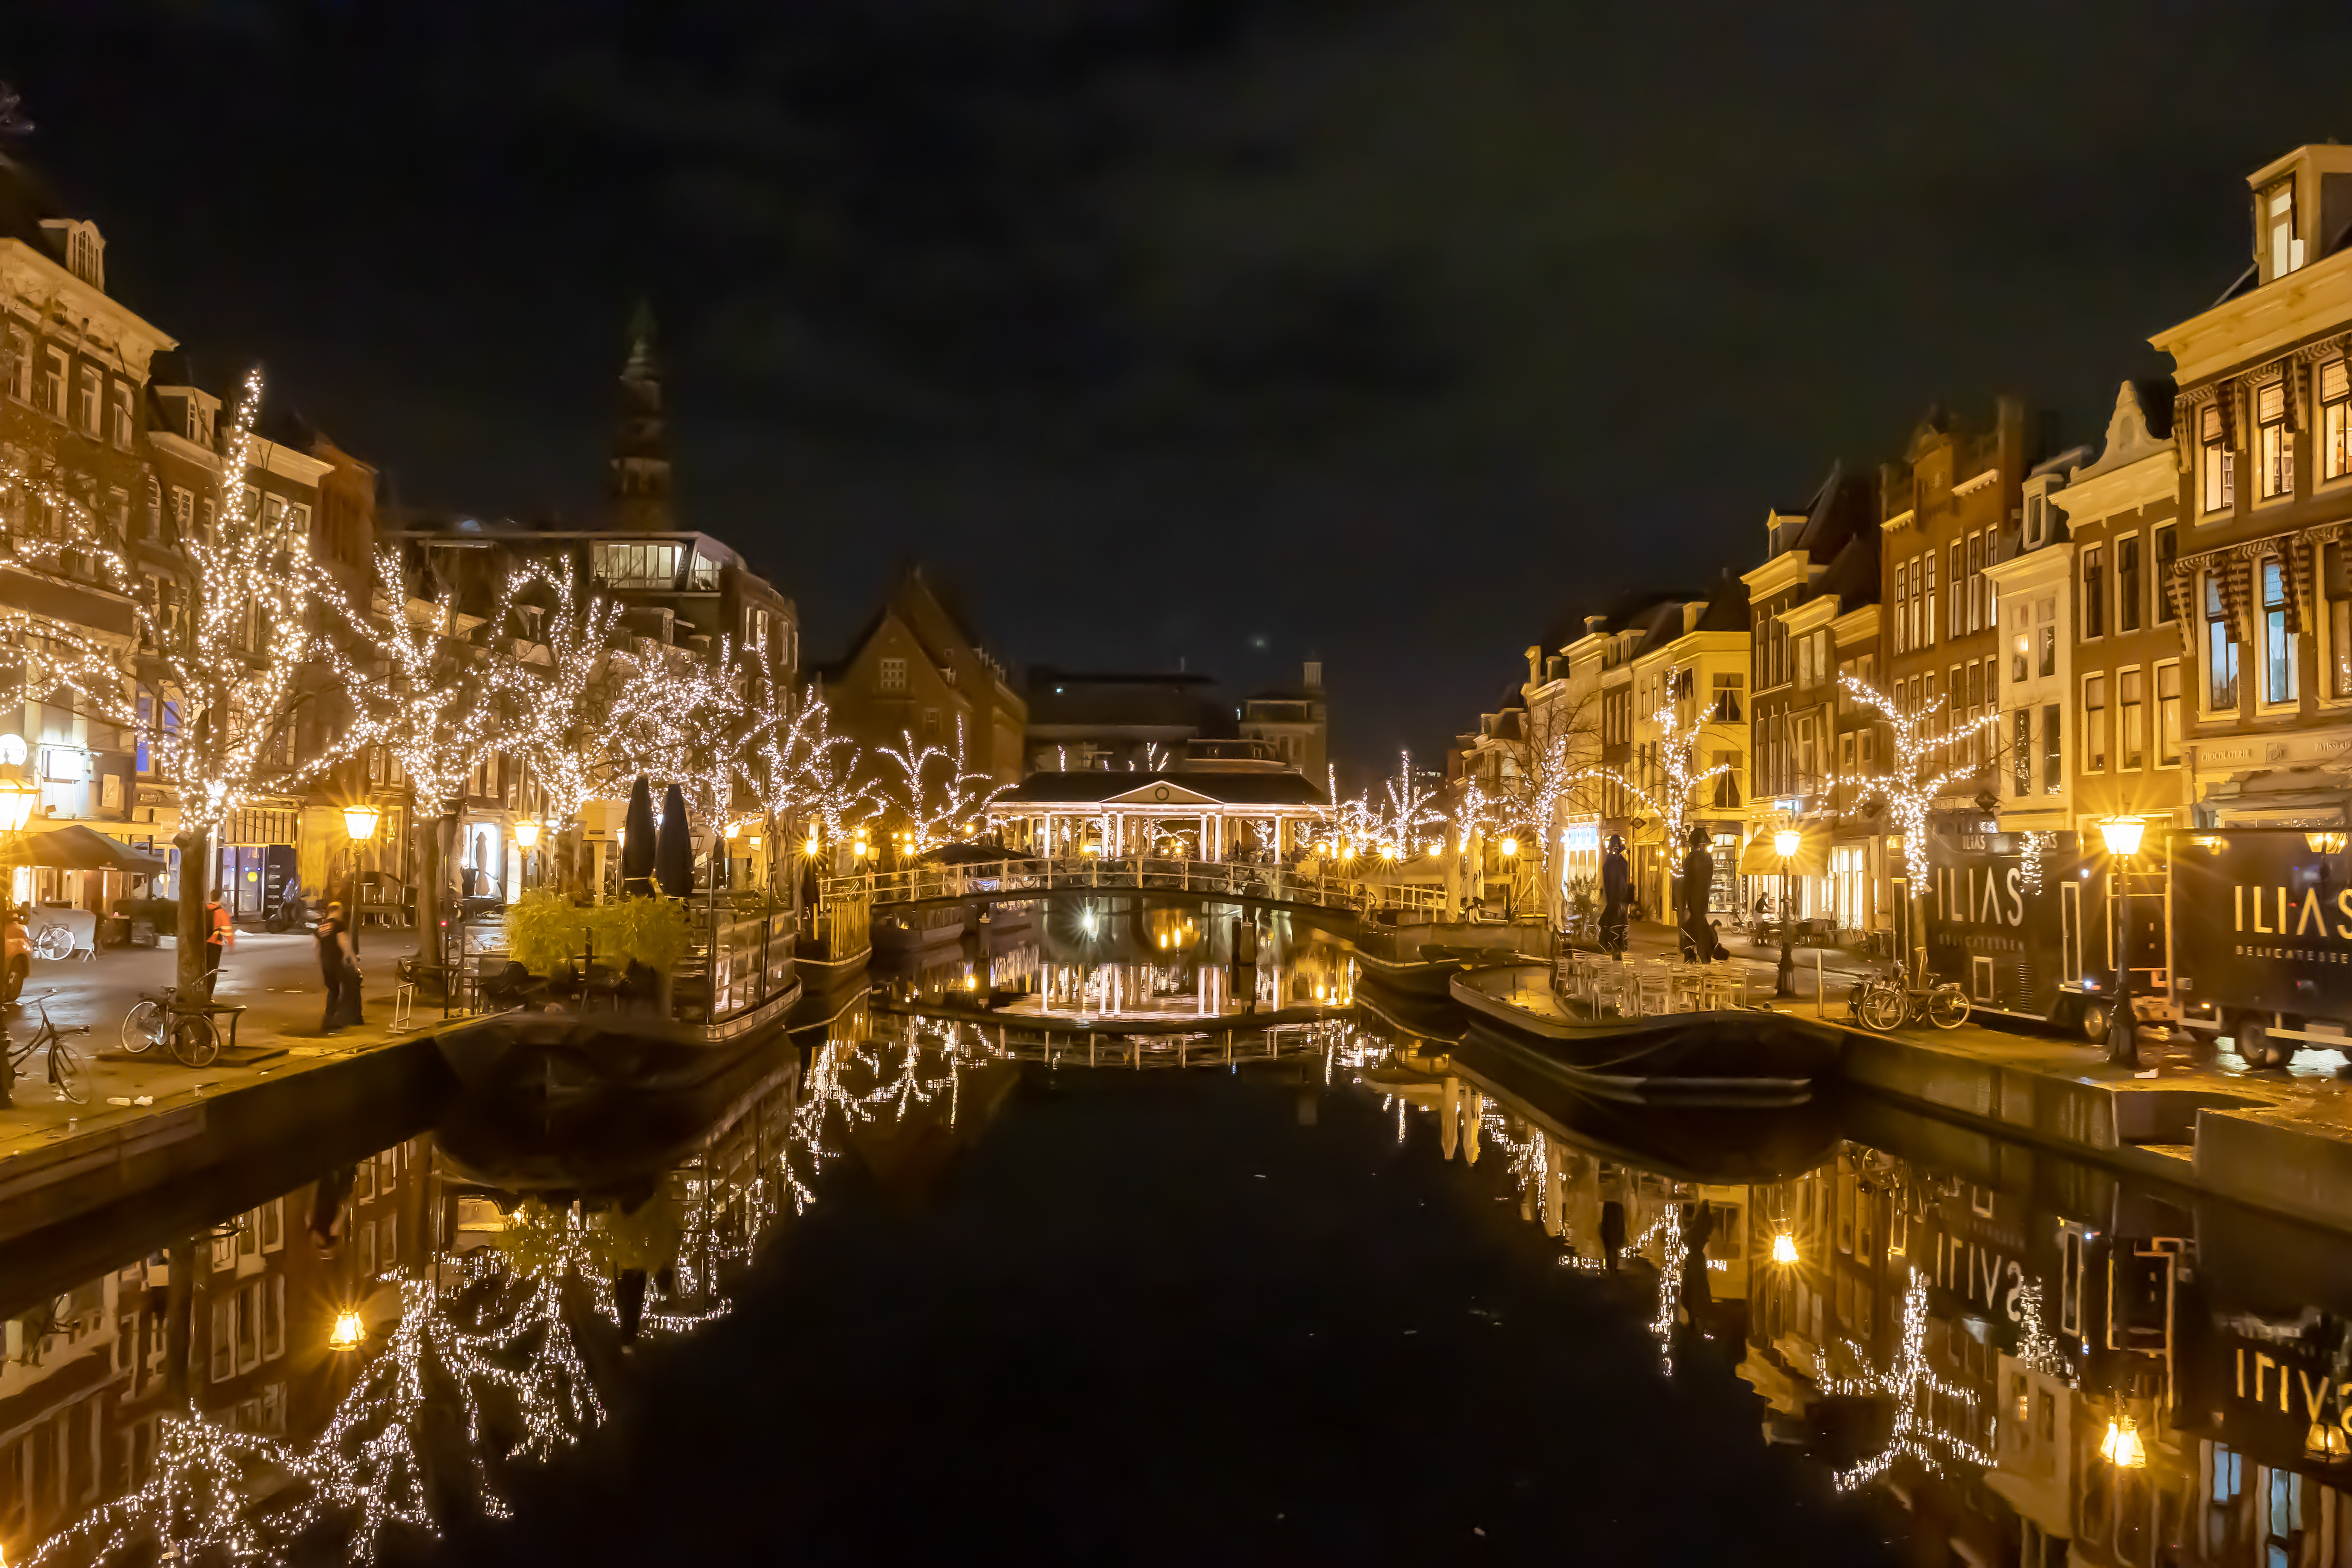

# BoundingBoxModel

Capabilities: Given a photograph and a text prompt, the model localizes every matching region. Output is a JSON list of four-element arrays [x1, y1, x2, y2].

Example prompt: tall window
[[2119, 668, 2144, 769], [2258, 379, 2294, 500], [2117, 535, 2141, 633], [2156, 663, 2181, 767], [2207, 574, 2240, 713], [3, 328, 25, 401], [2266, 179, 2299, 278], [1894, 559, 1911, 653], [2042, 703, 2062, 793], [2154, 525, 2179, 625], [2332, 540, 2352, 700], [2263, 557, 2297, 705], [109, 382, 133, 449], [40, 347, 65, 418], [1923, 552, 1936, 648], [2325, 359, 2352, 482], [2202, 403, 2235, 514], [2009, 607, 2029, 682], [75, 366, 99, 434], [1948, 541, 1963, 641], [2082, 546, 2105, 639], [1967, 533, 1987, 633], [2083, 675, 2107, 773], [2012, 709, 2031, 796]]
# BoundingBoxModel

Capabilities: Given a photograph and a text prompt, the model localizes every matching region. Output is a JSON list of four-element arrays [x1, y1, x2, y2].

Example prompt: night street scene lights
[[2098, 815, 2146, 1064]]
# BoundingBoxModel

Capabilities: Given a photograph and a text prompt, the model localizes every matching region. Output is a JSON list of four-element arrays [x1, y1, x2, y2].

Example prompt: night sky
[[6, 2, 2351, 780]]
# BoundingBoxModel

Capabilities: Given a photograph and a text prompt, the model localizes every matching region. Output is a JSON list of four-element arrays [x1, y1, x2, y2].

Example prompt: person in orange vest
[[204, 892, 234, 998]]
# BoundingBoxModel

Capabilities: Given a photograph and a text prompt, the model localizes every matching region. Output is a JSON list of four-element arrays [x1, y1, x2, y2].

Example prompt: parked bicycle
[[120, 987, 223, 1068], [10, 994, 90, 1103], [1847, 960, 1970, 1032], [26, 918, 74, 961]]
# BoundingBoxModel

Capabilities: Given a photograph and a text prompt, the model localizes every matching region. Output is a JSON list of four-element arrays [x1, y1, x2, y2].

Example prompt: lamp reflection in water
[[2099, 1416, 2147, 1469], [2309, 1415, 2352, 1462], [328, 1310, 366, 1352]]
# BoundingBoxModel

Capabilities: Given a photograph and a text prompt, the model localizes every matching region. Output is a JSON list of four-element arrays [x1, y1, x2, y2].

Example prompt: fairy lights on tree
[[1841, 673, 2004, 885], [877, 716, 1002, 853], [1561, 704, 1731, 861], [502, 559, 629, 859], [342, 546, 509, 943], [0, 369, 369, 997]]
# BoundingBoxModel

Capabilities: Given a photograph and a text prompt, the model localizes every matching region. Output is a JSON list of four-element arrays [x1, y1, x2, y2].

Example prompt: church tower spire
[[608, 299, 673, 531]]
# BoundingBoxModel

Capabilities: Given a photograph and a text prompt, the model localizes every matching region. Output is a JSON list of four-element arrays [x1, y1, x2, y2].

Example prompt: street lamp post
[[2098, 815, 2146, 1065], [1774, 826, 1801, 998]]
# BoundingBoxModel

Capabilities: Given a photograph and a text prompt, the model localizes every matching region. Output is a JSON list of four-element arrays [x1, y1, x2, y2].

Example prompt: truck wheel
[[2079, 1000, 2110, 1045], [2235, 1013, 2292, 1069]]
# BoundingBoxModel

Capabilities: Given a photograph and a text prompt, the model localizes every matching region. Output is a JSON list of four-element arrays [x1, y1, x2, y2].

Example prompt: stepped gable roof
[[997, 770, 1328, 808]]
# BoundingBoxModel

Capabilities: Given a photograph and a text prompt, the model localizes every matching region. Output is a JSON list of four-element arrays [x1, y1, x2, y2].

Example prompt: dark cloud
[[6, 0, 2351, 778]]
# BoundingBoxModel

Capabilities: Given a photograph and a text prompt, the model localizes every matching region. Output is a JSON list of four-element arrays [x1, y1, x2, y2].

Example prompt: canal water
[[2, 982, 2348, 1564]]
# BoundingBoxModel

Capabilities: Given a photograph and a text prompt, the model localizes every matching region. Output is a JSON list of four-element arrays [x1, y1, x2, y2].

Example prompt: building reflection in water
[[1354, 1024, 2352, 1567], [0, 999, 993, 1567], [874, 899, 1356, 1023]]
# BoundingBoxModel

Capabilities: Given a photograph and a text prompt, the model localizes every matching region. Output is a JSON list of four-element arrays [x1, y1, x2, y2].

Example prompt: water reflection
[[873, 897, 1357, 1023], [22, 1001, 2352, 1564], [1357, 1024, 2352, 1565]]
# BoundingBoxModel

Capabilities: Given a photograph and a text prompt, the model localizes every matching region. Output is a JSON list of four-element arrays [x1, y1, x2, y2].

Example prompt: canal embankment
[[1453, 956, 2352, 1235]]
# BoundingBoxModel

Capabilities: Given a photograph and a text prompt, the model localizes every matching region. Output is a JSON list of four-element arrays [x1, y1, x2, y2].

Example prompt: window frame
[[2118, 666, 2144, 771], [2205, 570, 2241, 717], [2081, 545, 2106, 640], [2117, 533, 2142, 633], [2257, 378, 2295, 501], [2261, 555, 2299, 709], [2083, 672, 2107, 774], [2202, 402, 2236, 515], [2155, 659, 2182, 769]]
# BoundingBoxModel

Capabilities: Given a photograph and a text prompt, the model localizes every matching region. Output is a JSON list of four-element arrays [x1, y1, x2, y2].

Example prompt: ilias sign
[[2234, 883, 2352, 942], [1932, 864, 2027, 927]]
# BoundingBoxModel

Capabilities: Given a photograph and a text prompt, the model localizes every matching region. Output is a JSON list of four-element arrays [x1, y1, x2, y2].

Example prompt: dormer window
[[2024, 492, 2045, 549], [39, 220, 105, 290], [2265, 181, 2301, 280]]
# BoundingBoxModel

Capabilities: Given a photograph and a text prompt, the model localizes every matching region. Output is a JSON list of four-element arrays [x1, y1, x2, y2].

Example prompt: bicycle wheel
[[169, 1015, 219, 1069], [121, 998, 164, 1054], [49, 1036, 85, 1103], [33, 926, 71, 962], [1857, 985, 1905, 1032], [1928, 986, 1971, 1030]]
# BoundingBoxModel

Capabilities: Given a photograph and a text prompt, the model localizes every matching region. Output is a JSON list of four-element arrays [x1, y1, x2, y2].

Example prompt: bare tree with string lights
[[341, 547, 511, 947], [499, 558, 629, 895], [1840, 673, 2003, 888], [878, 717, 1002, 855], [1560, 704, 1733, 868], [0, 369, 370, 1001]]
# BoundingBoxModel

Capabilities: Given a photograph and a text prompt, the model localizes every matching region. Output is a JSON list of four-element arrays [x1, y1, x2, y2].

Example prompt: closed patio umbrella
[[621, 776, 658, 897], [655, 783, 694, 897]]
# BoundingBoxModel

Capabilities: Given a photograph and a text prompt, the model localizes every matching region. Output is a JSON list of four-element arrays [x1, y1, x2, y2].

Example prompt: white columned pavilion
[[997, 770, 1330, 861]]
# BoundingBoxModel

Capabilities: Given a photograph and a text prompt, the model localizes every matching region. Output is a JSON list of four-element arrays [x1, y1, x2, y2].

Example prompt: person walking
[[316, 901, 350, 1032], [1679, 824, 1715, 963], [1599, 834, 1632, 960], [336, 902, 364, 1028], [203, 891, 234, 999]]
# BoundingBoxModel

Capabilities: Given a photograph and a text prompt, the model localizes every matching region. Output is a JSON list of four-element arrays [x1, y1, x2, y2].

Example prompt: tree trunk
[[175, 823, 211, 1000], [418, 812, 448, 970]]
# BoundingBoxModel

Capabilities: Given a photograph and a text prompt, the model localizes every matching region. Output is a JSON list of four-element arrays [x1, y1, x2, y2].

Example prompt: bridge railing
[[819, 855, 1447, 916]]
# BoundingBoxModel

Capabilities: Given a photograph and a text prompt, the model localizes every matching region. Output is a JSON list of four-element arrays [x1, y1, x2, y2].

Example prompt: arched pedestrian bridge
[[819, 767, 1448, 919], [821, 855, 1447, 919]]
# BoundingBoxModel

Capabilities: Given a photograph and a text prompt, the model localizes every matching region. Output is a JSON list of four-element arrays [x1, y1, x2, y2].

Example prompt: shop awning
[[1736, 823, 1830, 878], [0, 823, 170, 874]]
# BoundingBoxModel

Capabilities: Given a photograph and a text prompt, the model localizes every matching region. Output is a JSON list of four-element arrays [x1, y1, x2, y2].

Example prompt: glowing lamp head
[[1770, 1232, 1799, 1266], [512, 818, 542, 849], [2309, 831, 2349, 855], [806, 832, 822, 855], [964, 974, 978, 991], [328, 1310, 366, 1352], [1315, 840, 1331, 855], [2310, 1418, 2352, 1462], [852, 842, 867, 859], [1500, 837, 1518, 858], [1773, 828, 1802, 859], [1379, 844, 1396, 861], [341, 803, 382, 842], [2099, 1417, 2147, 1469], [2098, 816, 2146, 858]]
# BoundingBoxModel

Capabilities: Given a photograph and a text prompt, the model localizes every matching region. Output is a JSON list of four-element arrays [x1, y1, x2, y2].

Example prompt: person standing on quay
[[316, 901, 350, 1032], [1599, 834, 1631, 960], [1679, 825, 1715, 963], [203, 891, 234, 998]]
